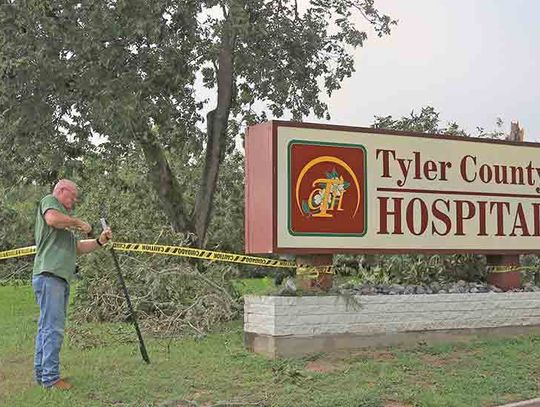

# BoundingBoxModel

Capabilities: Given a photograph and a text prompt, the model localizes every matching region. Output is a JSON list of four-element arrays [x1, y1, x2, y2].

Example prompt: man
[[32, 179, 113, 390]]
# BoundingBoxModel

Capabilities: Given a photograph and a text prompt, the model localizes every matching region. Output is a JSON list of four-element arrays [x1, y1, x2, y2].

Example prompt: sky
[[305, 0, 540, 142]]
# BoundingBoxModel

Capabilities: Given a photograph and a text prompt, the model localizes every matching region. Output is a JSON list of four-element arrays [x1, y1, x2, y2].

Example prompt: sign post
[[295, 254, 334, 291]]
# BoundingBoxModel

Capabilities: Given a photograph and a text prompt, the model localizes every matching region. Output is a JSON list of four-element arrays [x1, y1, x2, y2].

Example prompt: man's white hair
[[53, 179, 78, 196]]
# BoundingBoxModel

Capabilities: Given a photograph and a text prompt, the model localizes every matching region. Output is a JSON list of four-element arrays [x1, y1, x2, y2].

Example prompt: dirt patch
[[2, 355, 28, 364], [409, 377, 435, 388], [331, 349, 397, 363], [420, 348, 479, 368], [0, 358, 34, 398], [157, 400, 198, 407], [421, 354, 452, 367], [304, 360, 342, 373], [383, 401, 413, 407], [300, 348, 397, 373], [303, 349, 396, 373], [372, 351, 396, 361]]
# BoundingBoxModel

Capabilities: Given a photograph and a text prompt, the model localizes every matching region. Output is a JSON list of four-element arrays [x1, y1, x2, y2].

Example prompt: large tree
[[0, 0, 396, 246]]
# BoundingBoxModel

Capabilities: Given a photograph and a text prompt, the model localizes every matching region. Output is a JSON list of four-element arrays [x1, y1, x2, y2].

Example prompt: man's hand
[[75, 220, 92, 234], [98, 227, 113, 245], [77, 227, 113, 255]]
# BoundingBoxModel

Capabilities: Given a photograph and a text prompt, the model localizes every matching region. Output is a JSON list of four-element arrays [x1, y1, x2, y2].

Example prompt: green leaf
[[302, 200, 311, 215]]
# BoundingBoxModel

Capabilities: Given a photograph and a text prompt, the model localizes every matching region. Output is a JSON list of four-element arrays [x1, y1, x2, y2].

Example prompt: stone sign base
[[244, 293, 540, 358]]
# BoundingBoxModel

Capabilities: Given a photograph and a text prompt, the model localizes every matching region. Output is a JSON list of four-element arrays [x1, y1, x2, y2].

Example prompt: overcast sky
[[306, 0, 540, 141]]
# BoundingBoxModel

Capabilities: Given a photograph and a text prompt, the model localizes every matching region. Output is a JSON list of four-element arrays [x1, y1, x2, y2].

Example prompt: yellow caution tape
[[485, 265, 540, 273], [296, 265, 334, 278], [5, 243, 540, 279], [0, 242, 337, 277], [0, 246, 36, 261], [489, 265, 522, 274], [111, 242, 297, 268], [0, 242, 301, 269]]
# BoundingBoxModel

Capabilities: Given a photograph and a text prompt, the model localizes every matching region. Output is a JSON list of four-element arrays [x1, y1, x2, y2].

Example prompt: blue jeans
[[32, 274, 70, 387]]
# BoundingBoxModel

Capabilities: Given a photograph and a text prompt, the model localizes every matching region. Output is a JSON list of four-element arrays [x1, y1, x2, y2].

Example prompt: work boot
[[49, 378, 72, 390]]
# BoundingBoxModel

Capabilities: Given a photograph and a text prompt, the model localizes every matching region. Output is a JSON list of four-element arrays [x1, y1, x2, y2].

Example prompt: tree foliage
[[0, 0, 396, 246]]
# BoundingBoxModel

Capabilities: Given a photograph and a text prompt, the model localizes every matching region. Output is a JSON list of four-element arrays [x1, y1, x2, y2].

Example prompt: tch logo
[[288, 140, 367, 236]]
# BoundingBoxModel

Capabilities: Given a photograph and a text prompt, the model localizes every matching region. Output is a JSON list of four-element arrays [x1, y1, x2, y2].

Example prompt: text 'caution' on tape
[[0, 242, 338, 276], [0, 246, 37, 261], [112, 242, 297, 268], [0, 242, 301, 269]]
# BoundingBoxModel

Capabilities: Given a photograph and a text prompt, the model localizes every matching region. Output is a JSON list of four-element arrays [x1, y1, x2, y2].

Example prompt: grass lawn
[[232, 276, 276, 296], [0, 284, 539, 407]]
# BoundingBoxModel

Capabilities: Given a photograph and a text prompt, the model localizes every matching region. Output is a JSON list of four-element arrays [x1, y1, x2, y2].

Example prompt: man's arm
[[44, 209, 92, 233], [77, 228, 113, 255]]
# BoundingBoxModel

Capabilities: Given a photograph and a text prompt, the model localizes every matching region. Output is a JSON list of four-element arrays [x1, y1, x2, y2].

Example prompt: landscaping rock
[[336, 280, 540, 296]]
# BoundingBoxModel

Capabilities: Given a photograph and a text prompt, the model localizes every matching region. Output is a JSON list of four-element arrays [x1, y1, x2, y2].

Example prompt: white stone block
[[244, 293, 540, 337]]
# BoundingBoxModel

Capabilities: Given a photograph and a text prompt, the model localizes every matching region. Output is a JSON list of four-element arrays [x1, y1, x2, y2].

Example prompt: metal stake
[[101, 218, 150, 364]]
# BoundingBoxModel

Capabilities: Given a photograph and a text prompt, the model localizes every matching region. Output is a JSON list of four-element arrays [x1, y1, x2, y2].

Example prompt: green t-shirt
[[32, 194, 77, 283]]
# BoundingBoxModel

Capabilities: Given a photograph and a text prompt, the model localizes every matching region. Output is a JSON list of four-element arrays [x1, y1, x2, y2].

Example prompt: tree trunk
[[191, 20, 236, 247], [139, 131, 190, 233]]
